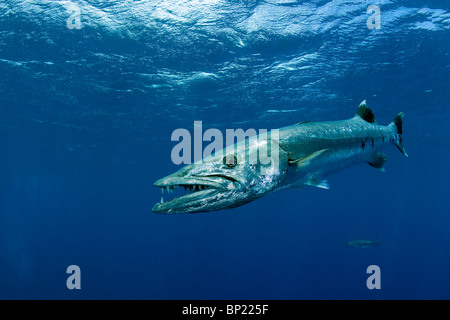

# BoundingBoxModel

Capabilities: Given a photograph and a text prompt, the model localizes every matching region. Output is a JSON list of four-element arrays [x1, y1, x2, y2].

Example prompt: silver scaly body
[[153, 101, 407, 214]]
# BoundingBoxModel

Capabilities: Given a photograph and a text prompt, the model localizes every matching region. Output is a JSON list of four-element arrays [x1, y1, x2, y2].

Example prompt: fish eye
[[223, 155, 238, 168]]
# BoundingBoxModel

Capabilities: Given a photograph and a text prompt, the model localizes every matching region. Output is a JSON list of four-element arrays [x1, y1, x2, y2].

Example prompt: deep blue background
[[1, 0, 449, 299]]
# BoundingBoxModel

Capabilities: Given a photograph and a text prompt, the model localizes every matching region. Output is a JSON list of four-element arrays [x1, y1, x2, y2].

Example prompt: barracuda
[[152, 101, 407, 214]]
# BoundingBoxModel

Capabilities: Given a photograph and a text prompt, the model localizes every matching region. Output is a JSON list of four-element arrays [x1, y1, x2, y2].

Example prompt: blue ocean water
[[0, 0, 449, 300]]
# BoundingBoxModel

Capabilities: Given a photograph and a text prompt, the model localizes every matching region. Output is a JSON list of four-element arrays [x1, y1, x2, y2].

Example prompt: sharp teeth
[[160, 196, 164, 203], [161, 188, 164, 194]]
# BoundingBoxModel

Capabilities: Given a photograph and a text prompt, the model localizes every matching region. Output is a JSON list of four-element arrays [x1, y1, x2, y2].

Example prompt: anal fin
[[368, 152, 388, 172]]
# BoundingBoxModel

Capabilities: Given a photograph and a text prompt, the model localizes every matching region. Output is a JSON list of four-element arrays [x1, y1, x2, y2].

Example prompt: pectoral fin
[[288, 149, 329, 170]]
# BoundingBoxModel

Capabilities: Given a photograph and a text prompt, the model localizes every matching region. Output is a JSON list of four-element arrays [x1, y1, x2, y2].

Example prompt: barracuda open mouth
[[158, 184, 215, 204], [152, 173, 240, 214]]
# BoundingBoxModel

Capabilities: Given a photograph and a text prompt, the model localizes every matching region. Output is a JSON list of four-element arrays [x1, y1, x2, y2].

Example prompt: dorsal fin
[[355, 100, 375, 123]]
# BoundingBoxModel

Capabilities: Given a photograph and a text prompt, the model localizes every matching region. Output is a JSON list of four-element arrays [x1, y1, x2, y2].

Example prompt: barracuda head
[[152, 139, 288, 214]]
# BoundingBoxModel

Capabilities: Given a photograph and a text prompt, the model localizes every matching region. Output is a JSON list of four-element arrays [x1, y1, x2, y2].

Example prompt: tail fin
[[392, 112, 408, 157], [393, 112, 404, 134]]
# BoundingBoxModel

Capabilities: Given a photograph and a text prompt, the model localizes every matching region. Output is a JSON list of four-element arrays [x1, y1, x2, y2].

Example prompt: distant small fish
[[347, 238, 382, 248]]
